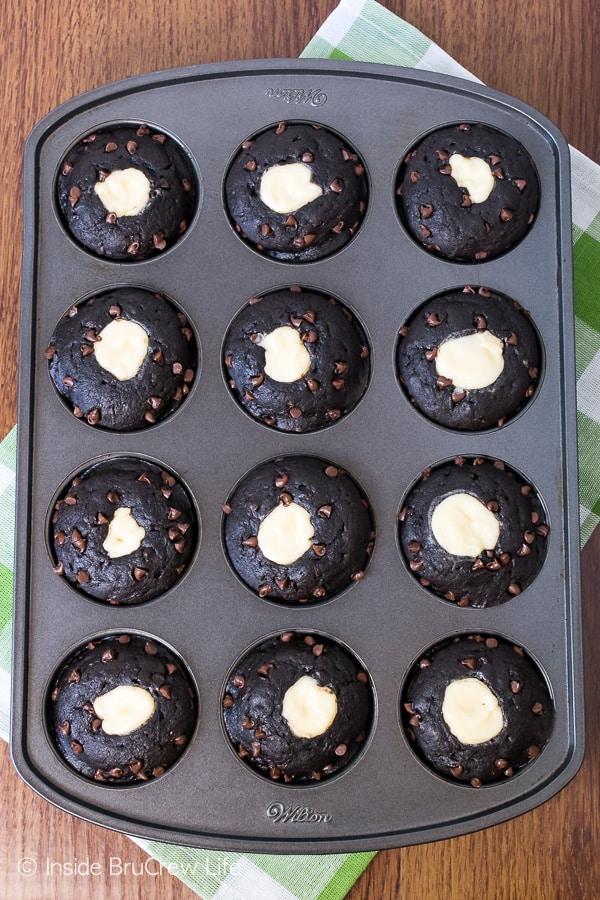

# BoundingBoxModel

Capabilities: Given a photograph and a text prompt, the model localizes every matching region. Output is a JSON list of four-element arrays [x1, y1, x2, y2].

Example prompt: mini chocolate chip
[[258, 663, 274, 676], [71, 741, 84, 754], [133, 567, 148, 581], [68, 186, 81, 207]]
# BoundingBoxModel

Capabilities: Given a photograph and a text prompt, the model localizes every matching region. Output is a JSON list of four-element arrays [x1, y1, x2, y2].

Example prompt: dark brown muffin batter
[[46, 287, 196, 431], [223, 631, 373, 783], [223, 287, 370, 432], [399, 456, 549, 607], [57, 123, 197, 260], [396, 286, 541, 430], [402, 634, 554, 786], [397, 123, 539, 261], [225, 121, 368, 261], [49, 633, 197, 783], [223, 455, 375, 604], [51, 457, 197, 605]]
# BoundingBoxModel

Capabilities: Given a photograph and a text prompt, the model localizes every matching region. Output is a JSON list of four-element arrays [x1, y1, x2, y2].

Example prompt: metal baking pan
[[11, 58, 583, 852]]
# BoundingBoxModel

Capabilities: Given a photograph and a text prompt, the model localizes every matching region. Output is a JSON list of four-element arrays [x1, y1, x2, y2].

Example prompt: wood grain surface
[[1, 0, 598, 897]]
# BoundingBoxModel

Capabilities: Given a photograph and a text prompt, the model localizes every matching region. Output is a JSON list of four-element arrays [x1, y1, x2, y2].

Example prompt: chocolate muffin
[[45, 287, 196, 431], [398, 456, 549, 607], [225, 121, 368, 261], [223, 455, 375, 605], [222, 631, 373, 783], [49, 633, 197, 784], [396, 286, 541, 430], [397, 123, 539, 261], [57, 124, 197, 260], [50, 457, 197, 605], [223, 286, 370, 432], [402, 634, 554, 787]]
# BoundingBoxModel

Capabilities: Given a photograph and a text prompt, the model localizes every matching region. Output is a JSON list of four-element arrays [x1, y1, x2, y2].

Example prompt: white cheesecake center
[[260, 162, 323, 214], [102, 507, 146, 559], [93, 685, 156, 736], [449, 154, 495, 203], [93, 318, 149, 381], [256, 326, 311, 382], [94, 167, 151, 217], [435, 330, 505, 390], [442, 677, 504, 744], [282, 675, 338, 738], [431, 492, 500, 557], [257, 501, 315, 566]]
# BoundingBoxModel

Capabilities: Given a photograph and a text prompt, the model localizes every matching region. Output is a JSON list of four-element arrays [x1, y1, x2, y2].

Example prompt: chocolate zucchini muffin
[[49, 633, 197, 783], [45, 287, 196, 431], [225, 121, 368, 261], [223, 287, 370, 432], [51, 457, 197, 605], [397, 123, 540, 261], [402, 633, 554, 786], [223, 455, 375, 604], [222, 631, 373, 783], [57, 123, 197, 260], [398, 456, 549, 607], [396, 286, 541, 430]]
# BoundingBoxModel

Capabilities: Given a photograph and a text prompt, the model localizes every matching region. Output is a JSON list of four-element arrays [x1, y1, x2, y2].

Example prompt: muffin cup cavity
[[48, 456, 198, 606], [223, 286, 371, 433], [395, 285, 543, 431], [395, 122, 540, 262], [398, 455, 549, 607], [45, 286, 198, 432], [400, 633, 554, 787], [46, 631, 198, 785], [56, 122, 199, 261], [224, 120, 369, 262], [221, 630, 375, 784], [222, 454, 375, 606]]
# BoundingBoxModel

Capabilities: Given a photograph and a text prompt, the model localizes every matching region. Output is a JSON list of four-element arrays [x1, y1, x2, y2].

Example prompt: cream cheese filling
[[442, 677, 504, 744], [93, 318, 149, 381], [255, 326, 311, 382], [431, 492, 500, 557], [435, 330, 505, 390], [282, 675, 338, 738], [94, 167, 151, 217], [93, 685, 155, 736], [257, 501, 315, 566], [259, 162, 323, 214]]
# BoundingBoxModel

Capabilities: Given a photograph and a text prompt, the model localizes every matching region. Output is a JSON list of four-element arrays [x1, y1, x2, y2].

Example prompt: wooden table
[[1, 1, 598, 897]]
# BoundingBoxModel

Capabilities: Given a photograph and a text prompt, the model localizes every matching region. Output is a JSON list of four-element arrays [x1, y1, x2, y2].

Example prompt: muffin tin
[[12, 59, 582, 852]]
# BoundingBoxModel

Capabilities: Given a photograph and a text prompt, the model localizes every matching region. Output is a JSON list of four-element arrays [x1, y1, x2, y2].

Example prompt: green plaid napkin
[[3, 1, 599, 897]]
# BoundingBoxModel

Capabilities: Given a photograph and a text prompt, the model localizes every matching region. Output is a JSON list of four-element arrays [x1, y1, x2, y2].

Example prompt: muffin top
[[225, 121, 368, 261]]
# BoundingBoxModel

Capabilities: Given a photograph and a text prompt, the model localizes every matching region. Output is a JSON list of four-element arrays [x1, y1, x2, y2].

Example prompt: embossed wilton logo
[[267, 802, 332, 824], [266, 87, 327, 107]]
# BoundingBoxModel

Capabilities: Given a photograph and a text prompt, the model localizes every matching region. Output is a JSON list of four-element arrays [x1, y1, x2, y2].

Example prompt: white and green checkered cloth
[[2, 1, 598, 897]]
